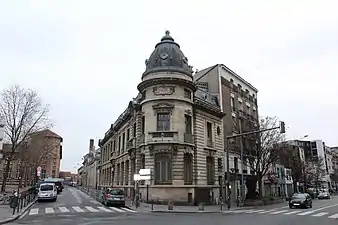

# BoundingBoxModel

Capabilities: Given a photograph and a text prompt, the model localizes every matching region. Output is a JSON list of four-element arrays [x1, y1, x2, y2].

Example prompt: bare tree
[[304, 156, 327, 191], [0, 85, 51, 192], [244, 116, 285, 199]]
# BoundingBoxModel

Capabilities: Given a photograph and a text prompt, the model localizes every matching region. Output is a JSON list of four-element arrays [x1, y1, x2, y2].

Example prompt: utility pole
[[238, 121, 245, 205]]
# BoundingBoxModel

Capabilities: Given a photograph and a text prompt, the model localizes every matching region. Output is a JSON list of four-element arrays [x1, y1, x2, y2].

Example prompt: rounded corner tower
[[136, 31, 196, 201]]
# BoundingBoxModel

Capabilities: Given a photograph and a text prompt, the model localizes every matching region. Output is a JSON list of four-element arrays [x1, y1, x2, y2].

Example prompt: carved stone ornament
[[185, 109, 192, 115], [153, 85, 175, 96], [152, 102, 175, 115]]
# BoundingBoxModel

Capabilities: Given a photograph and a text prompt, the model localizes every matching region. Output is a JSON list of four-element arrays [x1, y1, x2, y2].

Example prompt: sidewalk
[[129, 202, 251, 213], [0, 186, 37, 224]]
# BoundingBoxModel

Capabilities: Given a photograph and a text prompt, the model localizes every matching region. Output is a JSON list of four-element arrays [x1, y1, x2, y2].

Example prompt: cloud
[[0, 0, 337, 171]]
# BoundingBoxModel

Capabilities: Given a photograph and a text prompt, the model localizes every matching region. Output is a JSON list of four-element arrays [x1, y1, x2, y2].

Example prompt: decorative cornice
[[137, 77, 196, 93], [152, 102, 175, 115]]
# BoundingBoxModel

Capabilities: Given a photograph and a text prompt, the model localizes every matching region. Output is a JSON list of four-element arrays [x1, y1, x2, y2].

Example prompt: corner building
[[98, 31, 225, 205]]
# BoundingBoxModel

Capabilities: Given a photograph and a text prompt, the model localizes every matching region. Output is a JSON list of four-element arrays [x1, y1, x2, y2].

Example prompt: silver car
[[101, 188, 125, 207], [38, 183, 58, 202]]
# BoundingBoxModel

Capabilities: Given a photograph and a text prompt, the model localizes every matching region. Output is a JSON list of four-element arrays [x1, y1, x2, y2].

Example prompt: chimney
[[89, 139, 94, 153]]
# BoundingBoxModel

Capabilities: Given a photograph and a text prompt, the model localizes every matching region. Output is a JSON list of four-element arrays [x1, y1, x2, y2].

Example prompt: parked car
[[318, 191, 330, 199], [101, 188, 125, 207], [289, 193, 312, 208], [38, 183, 57, 202]]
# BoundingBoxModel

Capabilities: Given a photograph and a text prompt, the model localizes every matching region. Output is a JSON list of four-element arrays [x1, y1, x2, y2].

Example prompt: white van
[[38, 183, 58, 202]]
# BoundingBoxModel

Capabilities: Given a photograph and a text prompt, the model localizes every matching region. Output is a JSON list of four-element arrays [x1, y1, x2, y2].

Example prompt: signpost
[[133, 168, 152, 208]]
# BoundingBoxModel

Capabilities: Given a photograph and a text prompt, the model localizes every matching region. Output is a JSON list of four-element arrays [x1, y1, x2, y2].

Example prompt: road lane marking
[[109, 207, 125, 212], [297, 211, 315, 216], [270, 210, 288, 214], [284, 210, 301, 215], [45, 208, 54, 214], [246, 209, 265, 213], [85, 206, 99, 212], [97, 206, 113, 212], [312, 212, 328, 217], [29, 208, 39, 215], [281, 206, 289, 209], [72, 206, 85, 212], [68, 188, 84, 204], [297, 203, 338, 216], [328, 213, 338, 219], [259, 209, 276, 214], [58, 207, 70, 213], [121, 207, 137, 212]]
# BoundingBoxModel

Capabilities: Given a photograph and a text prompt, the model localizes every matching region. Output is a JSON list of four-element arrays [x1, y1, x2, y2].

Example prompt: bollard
[[168, 200, 173, 210], [198, 203, 204, 211], [151, 199, 154, 211]]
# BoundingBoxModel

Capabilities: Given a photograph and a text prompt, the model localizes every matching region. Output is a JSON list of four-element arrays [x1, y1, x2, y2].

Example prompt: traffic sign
[[37, 166, 42, 172], [37, 171, 41, 177]]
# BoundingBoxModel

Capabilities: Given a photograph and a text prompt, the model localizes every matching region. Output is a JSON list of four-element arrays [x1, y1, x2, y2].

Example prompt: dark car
[[101, 188, 125, 207], [289, 193, 312, 209]]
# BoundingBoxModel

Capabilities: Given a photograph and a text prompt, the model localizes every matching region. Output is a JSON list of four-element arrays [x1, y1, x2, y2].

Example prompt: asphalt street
[[7, 186, 138, 225], [6, 189, 338, 225]]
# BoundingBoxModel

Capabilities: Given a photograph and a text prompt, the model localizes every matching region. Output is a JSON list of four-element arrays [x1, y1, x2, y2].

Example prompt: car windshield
[[292, 194, 306, 199], [40, 185, 53, 191], [108, 189, 124, 195]]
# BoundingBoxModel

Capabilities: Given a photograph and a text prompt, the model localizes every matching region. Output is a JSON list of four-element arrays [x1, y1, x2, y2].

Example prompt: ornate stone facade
[[98, 31, 225, 205]]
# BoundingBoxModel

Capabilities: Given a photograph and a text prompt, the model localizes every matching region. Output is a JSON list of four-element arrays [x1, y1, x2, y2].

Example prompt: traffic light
[[280, 121, 285, 133]]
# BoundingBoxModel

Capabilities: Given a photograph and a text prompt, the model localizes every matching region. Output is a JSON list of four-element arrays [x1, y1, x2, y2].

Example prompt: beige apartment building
[[99, 31, 225, 205], [194, 64, 259, 202]]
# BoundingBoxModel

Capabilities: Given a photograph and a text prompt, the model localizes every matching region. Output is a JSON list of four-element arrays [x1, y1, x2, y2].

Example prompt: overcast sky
[[1, 0, 337, 172]]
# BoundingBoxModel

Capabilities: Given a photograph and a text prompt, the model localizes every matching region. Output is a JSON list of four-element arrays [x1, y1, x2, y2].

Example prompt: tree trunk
[[0, 159, 11, 192], [245, 176, 258, 199], [258, 177, 263, 198]]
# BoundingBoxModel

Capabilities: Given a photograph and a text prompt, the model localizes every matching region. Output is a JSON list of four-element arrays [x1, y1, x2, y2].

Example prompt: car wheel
[[309, 203, 312, 208], [289, 205, 293, 209]]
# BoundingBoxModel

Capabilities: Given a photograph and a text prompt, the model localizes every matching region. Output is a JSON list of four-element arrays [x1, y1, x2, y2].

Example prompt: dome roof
[[142, 31, 193, 78]]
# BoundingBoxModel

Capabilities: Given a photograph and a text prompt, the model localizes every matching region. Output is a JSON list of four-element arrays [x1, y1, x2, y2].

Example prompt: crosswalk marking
[[297, 211, 315, 216], [328, 213, 338, 219], [270, 210, 288, 214], [97, 206, 113, 212], [58, 207, 70, 213], [284, 210, 301, 215], [110, 207, 125, 212], [72, 206, 85, 212], [85, 206, 99, 212], [29, 208, 39, 215], [312, 212, 328, 217], [45, 208, 54, 214], [259, 209, 275, 214], [121, 207, 137, 212]]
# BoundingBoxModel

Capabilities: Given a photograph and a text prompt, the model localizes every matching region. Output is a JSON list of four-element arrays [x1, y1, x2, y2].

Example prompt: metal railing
[[3, 187, 38, 215]]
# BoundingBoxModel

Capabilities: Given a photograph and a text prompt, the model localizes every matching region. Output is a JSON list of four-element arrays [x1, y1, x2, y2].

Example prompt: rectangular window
[[206, 156, 214, 185], [231, 97, 235, 111], [184, 89, 191, 99], [141, 116, 145, 134], [185, 115, 192, 134], [156, 113, 170, 131], [234, 157, 238, 171], [133, 123, 136, 137], [122, 133, 125, 150], [127, 129, 130, 141], [118, 136, 121, 152], [207, 122, 212, 140]]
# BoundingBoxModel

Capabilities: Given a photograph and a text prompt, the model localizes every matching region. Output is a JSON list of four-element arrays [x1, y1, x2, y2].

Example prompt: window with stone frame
[[121, 162, 124, 185], [206, 156, 215, 185], [116, 164, 120, 185], [125, 160, 129, 185], [156, 113, 170, 131], [155, 153, 172, 184], [184, 153, 193, 184]]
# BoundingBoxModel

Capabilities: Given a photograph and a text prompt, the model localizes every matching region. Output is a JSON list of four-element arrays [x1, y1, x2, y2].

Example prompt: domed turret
[[143, 31, 193, 78]]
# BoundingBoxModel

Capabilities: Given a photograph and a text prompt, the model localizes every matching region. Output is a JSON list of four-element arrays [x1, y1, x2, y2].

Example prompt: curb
[[151, 210, 225, 213], [0, 198, 37, 225]]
